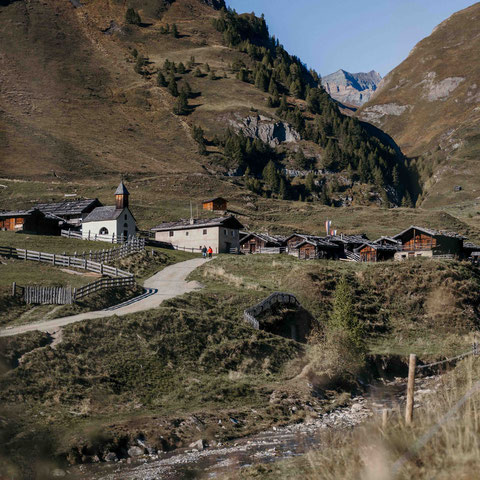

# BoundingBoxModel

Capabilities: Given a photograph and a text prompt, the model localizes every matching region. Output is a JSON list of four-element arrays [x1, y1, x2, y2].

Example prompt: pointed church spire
[[115, 181, 129, 209]]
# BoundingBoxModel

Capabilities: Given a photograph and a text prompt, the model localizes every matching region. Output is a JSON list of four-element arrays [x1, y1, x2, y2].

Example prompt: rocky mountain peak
[[321, 69, 382, 106]]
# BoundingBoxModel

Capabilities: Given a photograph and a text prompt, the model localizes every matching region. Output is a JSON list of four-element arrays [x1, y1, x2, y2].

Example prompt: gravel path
[[0, 258, 208, 337]]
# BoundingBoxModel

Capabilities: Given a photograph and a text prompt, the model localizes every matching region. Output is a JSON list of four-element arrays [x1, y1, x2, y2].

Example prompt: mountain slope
[[322, 69, 381, 106], [0, 0, 411, 224], [358, 3, 480, 208]]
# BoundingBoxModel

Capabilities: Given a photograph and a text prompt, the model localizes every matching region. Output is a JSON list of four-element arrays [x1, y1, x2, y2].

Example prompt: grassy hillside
[[358, 3, 480, 209], [1, 253, 479, 475], [0, 0, 413, 216]]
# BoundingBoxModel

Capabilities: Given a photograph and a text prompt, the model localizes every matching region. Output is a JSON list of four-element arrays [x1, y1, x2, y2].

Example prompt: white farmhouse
[[151, 215, 244, 253], [82, 182, 136, 242]]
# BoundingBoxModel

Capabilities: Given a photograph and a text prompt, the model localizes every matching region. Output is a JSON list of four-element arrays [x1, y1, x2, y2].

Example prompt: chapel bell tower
[[115, 181, 130, 209]]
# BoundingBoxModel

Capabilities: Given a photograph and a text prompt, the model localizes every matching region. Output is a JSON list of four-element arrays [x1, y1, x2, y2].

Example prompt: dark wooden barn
[[393, 226, 464, 259], [34, 198, 102, 227], [202, 197, 228, 212], [239, 233, 285, 254], [0, 209, 61, 235], [296, 239, 340, 260], [355, 243, 398, 262]]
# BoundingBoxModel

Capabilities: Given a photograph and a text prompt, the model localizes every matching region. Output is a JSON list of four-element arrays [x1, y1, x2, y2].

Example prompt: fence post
[[405, 353, 416, 425], [11, 282, 16, 297], [53, 254, 56, 265]]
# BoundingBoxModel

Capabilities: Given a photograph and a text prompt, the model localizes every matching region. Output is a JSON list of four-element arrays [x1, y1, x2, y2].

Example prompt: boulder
[[52, 470, 66, 478], [104, 452, 118, 462], [188, 439, 205, 450], [127, 446, 144, 457]]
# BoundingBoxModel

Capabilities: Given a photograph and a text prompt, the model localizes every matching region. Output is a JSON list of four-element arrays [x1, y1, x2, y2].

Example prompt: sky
[[226, 0, 475, 77]]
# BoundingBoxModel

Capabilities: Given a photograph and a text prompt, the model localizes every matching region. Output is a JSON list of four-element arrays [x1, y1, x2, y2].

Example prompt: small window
[[124, 214, 127, 220], [186, 231, 189, 236], [169, 231, 174, 237], [231, 230, 235, 236], [224, 229, 227, 235], [99, 227, 109, 235], [124, 223, 128, 228], [203, 229, 207, 235]]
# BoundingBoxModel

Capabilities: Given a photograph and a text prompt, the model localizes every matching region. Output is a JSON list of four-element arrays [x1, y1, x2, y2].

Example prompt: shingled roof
[[115, 182, 129, 196], [354, 242, 400, 253], [240, 232, 285, 246], [34, 198, 101, 217], [83, 206, 123, 222], [152, 215, 244, 232], [393, 225, 465, 240]]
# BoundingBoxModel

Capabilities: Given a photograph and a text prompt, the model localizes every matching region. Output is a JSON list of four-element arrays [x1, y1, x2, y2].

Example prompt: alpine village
[[1, 1, 480, 479]]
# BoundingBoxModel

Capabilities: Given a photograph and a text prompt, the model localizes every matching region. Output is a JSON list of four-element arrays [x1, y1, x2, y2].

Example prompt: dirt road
[[0, 258, 208, 337]]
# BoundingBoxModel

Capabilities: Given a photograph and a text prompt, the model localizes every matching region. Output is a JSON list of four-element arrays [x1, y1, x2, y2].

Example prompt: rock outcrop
[[229, 115, 300, 147], [322, 70, 382, 106]]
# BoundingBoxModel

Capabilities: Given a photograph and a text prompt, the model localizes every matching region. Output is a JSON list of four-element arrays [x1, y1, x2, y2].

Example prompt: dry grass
[[232, 356, 480, 480]]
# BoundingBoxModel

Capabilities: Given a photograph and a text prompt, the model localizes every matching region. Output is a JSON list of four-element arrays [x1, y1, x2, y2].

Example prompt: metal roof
[[115, 182, 130, 196], [83, 206, 123, 222], [34, 198, 100, 216], [152, 215, 244, 232]]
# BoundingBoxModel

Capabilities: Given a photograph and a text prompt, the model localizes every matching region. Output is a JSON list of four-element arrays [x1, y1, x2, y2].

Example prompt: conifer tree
[[168, 77, 179, 97], [194, 67, 203, 77], [305, 172, 315, 194], [125, 8, 141, 25], [173, 91, 189, 115], [279, 178, 288, 199], [177, 62, 186, 74], [329, 276, 364, 349], [171, 23, 179, 38], [157, 71, 167, 87]]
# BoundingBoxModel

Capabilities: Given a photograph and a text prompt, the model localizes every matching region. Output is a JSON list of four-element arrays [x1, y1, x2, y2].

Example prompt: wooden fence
[[0, 246, 133, 278], [66, 238, 145, 263], [74, 276, 135, 300], [244, 292, 301, 330], [61, 229, 137, 244], [22, 286, 73, 305]]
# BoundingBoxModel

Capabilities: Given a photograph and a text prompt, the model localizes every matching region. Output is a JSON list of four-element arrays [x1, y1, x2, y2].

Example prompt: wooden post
[[405, 353, 416, 425], [12, 282, 16, 297], [382, 409, 388, 429]]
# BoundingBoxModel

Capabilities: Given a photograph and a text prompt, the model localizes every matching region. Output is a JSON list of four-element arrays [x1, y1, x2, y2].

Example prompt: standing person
[[202, 245, 207, 259], [208, 246, 213, 258]]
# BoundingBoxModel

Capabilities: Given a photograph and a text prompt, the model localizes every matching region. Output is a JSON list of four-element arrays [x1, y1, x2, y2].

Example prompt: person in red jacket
[[207, 246, 213, 258]]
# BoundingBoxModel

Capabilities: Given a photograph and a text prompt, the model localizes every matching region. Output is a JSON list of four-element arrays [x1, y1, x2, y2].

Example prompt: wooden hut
[[202, 197, 227, 212], [0, 209, 61, 235], [34, 198, 101, 227], [355, 243, 398, 262], [393, 226, 464, 260], [239, 233, 285, 254], [296, 239, 340, 260]]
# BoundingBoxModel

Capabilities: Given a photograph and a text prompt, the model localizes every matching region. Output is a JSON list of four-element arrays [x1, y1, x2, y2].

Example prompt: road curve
[[0, 258, 208, 337]]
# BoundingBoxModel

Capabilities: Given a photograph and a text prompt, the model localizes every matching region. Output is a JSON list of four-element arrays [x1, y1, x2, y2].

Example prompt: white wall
[[154, 225, 240, 253], [82, 208, 136, 242]]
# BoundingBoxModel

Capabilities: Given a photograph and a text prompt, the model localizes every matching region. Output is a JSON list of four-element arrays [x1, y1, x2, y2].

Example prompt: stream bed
[[69, 376, 438, 479]]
